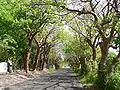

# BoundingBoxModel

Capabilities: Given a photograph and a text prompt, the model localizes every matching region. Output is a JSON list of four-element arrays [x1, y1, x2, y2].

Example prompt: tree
[[14, 0, 57, 72], [0, 0, 26, 69], [67, 16, 99, 61], [0, 34, 17, 62], [62, 29, 91, 75], [109, 32, 120, 73], [33, 24, 56, 71], [60, 0, 120, 89]]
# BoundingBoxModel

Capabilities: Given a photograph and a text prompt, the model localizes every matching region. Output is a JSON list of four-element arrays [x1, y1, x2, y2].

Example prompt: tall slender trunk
[[33, 47, 40, 71], [54, 53, 60, 70], [24, 39, 32, 73], [41, 44, 51, 71], [91, 47, 96, 71], [41, 46, 48, 71], [80, 58, 88, 76], [55, 57, 60, 70], [38, 53, 42, 70], [55, 61, 60, 70], [41, 54, 47, 71], [24, 48, 31, 73], [97, 41, 109, 89]]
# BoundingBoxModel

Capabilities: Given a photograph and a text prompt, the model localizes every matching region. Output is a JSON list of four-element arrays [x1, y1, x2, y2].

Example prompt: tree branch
[[93, 33, 99, 47], [61, 6, 98, 23]]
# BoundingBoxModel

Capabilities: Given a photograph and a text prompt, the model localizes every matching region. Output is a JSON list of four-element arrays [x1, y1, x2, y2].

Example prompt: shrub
[[106, 73, 120, 90], [72, 67, 81, 74], [82, 72, 97, 84]]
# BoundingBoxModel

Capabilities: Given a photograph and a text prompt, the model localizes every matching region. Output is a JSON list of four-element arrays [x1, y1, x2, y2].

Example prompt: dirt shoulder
[[0, 70, 47, 87]]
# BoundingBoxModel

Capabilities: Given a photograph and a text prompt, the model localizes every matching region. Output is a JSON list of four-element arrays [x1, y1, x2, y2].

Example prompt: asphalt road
[[2, 68, 84, 90]]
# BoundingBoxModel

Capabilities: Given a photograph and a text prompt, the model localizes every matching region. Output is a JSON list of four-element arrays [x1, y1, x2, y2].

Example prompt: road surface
[[2, 68, 84, 90]]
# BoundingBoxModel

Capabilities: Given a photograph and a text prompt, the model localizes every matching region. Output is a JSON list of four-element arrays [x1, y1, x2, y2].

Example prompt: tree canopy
[[0, 0, 120, 89]]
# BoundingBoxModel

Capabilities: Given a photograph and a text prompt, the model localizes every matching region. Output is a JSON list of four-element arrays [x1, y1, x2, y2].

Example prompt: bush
[[82, 72, 97, 84], [115, 62, 120, 73], [72, 67, 81, 74], [106, 73, 120, 90], [107, 52, 116, 67]]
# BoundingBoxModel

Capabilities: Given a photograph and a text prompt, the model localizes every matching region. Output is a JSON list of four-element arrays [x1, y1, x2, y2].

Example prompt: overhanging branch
[[60, 6, 98, 23]]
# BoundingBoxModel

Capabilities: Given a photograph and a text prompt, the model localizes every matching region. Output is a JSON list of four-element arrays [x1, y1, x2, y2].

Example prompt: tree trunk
[[55, 61, 60, 70], [33, 47, 40, 71], [98, 56, 108, 89], [41, 44, 51, 71], [42, 61, 47, 72], [80, 58, 88, 76], [38, 53, 42, 70], [24, 48, 31, 73], [54, 57, 60, 70], [41, 51, 47, 71], [97, 41, 109, 89], [24, 39, 32, 73], [91, 47, 96, 71], [54, 55, 60, 70]]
